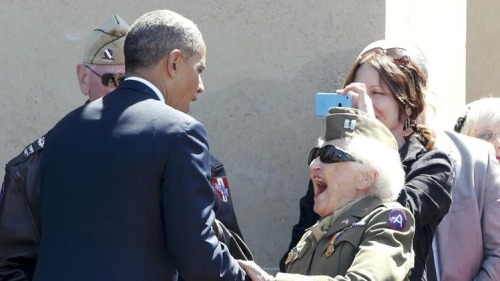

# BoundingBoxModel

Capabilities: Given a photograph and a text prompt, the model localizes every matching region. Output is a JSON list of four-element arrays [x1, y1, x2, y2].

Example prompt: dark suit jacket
[[0, 139, 250, 281], [33, 80, 247, 281]]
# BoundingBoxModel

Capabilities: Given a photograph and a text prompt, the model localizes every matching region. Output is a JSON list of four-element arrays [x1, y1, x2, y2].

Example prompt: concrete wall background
[[467, 0, 500, 103], [1, 0, 498, 273]]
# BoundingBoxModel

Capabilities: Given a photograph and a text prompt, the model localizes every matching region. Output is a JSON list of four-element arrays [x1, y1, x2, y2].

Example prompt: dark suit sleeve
[[397, 149, 453, 228], [0, 166, 38, 281], [161, 121, 248, 281], [279, 180, 320, 272]]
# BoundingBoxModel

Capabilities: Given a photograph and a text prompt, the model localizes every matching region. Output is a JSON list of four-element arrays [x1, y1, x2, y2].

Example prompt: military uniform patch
[[7, 135, 46, 167], [23, 136, 45, 157], [387, 209, 408, 231], [23, 145, 34, 157], [37, 136, 45, 148], [102, 48, 115, 63], [211, 177, 229, 202]]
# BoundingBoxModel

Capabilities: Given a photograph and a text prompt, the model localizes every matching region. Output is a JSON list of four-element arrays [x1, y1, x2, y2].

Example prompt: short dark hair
[[124, 10, 203, 72]]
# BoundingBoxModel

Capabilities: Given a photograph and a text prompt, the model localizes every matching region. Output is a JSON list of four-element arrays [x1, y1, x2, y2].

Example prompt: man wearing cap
[[0, 14, 128, 281], [239, 107, 415, 280]]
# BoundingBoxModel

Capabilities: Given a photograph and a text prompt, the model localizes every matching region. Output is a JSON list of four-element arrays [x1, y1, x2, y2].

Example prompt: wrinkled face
[[309, 139, 368, 217], [354, 64, 404, 141], [473, 122, 500, 162], [167, 40, 207, 113], [84, 64, 125, 101]]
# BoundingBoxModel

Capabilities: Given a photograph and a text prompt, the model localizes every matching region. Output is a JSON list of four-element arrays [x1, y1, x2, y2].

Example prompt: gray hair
[[343, 137, 404, 202], [124, 10, 203, 72], [459, 97, 500, 136]]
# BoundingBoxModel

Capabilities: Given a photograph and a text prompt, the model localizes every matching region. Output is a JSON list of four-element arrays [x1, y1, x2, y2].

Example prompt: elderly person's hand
[[238, 260, 275, 281]]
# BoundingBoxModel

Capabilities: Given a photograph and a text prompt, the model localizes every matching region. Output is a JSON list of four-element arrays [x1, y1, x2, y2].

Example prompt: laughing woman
[[240, 107, 415, 281]]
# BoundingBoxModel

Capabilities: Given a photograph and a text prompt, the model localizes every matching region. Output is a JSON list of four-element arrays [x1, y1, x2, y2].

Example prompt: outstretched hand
[[238, 260, 276, 281]]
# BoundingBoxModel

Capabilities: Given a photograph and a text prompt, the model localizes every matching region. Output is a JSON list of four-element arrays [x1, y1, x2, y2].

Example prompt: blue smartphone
[[315, 93, 353, 117]]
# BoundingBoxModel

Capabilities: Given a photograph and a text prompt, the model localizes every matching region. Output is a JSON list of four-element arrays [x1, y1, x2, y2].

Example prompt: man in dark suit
[[33, 10, 249, 281]]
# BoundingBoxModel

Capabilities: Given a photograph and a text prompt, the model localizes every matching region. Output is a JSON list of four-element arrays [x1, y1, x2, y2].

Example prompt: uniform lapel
[[326, 196, 383, 237]]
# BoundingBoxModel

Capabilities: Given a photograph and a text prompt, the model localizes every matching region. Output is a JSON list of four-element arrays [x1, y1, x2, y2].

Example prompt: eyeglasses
[[84, 64, 125, 88], [308, 145, 357, 165], [474, 128, 500, 142], [363, 47, 410, 66]]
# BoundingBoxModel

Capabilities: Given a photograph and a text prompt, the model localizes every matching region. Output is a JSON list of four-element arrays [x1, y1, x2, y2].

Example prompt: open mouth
[[312, 176, 327, 196]]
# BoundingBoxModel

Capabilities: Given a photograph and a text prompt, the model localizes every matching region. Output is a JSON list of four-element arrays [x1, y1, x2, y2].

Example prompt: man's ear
[[76, 64, 90, 97], [357, 169, 377, 190], [166, 49, 182, 77]]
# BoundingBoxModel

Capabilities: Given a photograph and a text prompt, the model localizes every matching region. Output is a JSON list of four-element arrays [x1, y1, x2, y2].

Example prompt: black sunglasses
[[84, 64, 125, 88], [308, 145, 357, 165]]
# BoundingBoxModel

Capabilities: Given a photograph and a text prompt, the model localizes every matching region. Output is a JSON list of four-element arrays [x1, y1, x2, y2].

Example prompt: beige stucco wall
[[2, 0, 498, 273], [467, 0, 500, 103]]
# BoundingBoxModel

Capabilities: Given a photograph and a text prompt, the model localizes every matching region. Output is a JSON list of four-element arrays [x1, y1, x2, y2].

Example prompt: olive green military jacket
[[277, 196, 415, 281]]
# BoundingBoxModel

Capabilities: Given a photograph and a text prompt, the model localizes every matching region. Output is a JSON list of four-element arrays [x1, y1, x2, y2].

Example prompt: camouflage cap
[[325, 107, 398, 151], [83, 14, 129, 65]]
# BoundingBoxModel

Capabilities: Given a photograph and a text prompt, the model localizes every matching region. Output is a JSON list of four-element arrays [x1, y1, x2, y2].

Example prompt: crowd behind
[[0, 10, 499, 281]]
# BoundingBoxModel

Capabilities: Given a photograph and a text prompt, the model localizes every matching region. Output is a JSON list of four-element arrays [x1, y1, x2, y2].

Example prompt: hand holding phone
[[315, 93, 353, 117]]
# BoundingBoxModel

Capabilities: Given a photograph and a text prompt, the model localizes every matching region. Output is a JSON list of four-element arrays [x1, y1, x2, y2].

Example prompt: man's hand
[[237, 260, 275, 281]]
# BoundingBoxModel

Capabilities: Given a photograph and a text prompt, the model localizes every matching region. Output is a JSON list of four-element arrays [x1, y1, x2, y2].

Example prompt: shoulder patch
[[23, 136, 45, 157], [387, 209, 408, 231], [211, 176, 229, 202], [6, 135, 46, 166]]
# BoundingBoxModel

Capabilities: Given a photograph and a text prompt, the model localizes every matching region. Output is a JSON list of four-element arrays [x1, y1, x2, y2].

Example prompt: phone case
[[315, 93, 352, 117]]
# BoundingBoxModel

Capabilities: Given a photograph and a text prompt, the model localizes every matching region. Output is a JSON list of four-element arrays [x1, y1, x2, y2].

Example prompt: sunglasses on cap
[[363, 47, 410, 66], [308, 145, 357, 165], [84, 64, 125, 88]]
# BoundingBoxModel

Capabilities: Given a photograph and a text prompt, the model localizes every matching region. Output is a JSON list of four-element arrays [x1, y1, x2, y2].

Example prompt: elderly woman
[[454, 97, 500, 162], [240, 107, 415, 280]]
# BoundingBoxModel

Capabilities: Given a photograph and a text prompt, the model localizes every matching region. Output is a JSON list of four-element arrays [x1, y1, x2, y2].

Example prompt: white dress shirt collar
[[125, 76, 165, 103]]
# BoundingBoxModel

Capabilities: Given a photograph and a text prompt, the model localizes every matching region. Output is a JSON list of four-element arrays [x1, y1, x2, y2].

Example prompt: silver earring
[[404, 117, 411, 131]]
